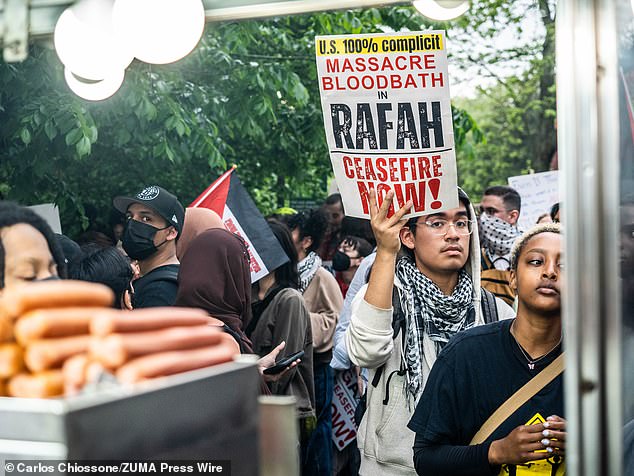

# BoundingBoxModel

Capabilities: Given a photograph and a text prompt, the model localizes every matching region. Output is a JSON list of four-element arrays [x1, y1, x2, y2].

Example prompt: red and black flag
[[190, 167, 289, 282]]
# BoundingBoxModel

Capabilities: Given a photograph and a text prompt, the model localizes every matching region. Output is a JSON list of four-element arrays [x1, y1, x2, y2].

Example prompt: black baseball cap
[[113, 185, 185, 236]]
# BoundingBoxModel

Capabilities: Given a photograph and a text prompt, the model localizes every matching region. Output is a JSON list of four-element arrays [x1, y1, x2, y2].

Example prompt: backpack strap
[[391, 285, 406, 338], [481, 249, 494, 271], [480, 287, 499, 324]]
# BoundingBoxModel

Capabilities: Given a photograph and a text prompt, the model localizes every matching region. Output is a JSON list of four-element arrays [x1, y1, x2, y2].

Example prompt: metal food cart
[[0, 360, 260, 475]]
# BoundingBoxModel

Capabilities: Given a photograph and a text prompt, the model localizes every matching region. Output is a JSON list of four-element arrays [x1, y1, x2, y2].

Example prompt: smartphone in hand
[[263, 350, 305, 375]]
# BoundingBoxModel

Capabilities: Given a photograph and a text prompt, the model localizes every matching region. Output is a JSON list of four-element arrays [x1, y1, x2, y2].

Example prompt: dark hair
[[286, 209, 328, 252], [0, 201, 67, 288], [68, 245, 133, 308], [325, 193, 343, 207], [340, 235, 373, 258], [550, 202, 560, 222], [340, 216, 376, 248], [55, 234, 82, 265], [76, 230, 115, 248], [108, 208, 127, 228], [483, 185, 521, 213], [267, 219, 300, 290], [510, 223, 562, 271]]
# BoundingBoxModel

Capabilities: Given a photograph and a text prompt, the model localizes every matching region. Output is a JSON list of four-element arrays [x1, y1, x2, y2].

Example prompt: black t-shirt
[[133, 264, 179, 309], [408, 319, 564, 476]]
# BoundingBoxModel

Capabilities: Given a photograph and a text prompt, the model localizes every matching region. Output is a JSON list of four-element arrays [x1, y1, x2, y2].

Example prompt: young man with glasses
[[345, 188, 514, 476]]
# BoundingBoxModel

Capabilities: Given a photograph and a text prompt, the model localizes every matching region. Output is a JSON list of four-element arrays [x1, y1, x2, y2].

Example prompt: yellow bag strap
[[469, 352, 565, 445]]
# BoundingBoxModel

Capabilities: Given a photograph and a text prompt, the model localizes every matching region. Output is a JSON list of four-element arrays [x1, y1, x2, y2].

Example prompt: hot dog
[[24, 335, 91, 372], [15, 308, 105, 345], [2, 280, 114, 320], [0, 343, 24, 379], [90, 307, 211, 336], [62, 353, 89, 396], [0, 316, 13, 342], [8, 370, 64, 398], [116, 333, 240, 384], [90, 325, 223, 368]]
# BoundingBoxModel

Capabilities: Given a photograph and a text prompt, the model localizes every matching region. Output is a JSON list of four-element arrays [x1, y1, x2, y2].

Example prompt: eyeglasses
[[416, 218, 474, 236]]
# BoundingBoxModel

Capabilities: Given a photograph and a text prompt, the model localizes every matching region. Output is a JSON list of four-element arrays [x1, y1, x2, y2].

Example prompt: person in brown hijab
[[176, 207, 225, 261], [175, 227, 253, 353], [176, 227, 301, 390]]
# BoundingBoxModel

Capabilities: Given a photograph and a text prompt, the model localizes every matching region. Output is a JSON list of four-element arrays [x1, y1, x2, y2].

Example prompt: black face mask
[[122, 220, 169, 261], [332, 251, 352, 272]]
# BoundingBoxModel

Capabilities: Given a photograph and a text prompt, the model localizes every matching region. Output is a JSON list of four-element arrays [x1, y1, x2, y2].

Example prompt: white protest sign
[[28, 203, 62, 234], [508, 171, 560, 231], [331, 369, 359, 451], [315, 31, 458, 219]]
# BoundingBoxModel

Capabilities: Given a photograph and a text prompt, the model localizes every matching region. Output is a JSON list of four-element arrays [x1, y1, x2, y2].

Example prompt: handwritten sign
[[508, 171, 560, 230]]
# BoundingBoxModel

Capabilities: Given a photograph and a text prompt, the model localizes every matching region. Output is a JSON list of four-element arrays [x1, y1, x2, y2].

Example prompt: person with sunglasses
[[345, 188, 514, 476]]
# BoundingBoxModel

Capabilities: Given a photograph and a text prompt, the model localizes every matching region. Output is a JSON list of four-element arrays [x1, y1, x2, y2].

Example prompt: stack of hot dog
[[0, 281, 241, 398], [86, 307, 240, 386], [0, 280, 115, 398]]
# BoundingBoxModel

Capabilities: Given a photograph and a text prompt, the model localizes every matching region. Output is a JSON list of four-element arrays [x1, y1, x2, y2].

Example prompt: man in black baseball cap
[[113, 185, 185, 308]]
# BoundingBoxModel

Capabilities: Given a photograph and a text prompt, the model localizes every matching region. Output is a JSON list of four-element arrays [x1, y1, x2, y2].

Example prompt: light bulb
[[113, 0, 205, 65], [54, 0, 133, 81], [64, 68, 125, 101], [413, 0, 470, 21]]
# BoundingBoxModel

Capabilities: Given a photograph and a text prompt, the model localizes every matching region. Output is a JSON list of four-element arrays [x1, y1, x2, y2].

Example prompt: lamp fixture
[[64, 68, 125, 101], [54, 0, 133, 81]]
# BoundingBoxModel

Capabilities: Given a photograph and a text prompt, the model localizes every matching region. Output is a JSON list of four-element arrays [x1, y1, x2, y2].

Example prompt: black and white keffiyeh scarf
[[298, 251, 322, 293], [395, 256, 475, 401], [479, 213, 522, 269]]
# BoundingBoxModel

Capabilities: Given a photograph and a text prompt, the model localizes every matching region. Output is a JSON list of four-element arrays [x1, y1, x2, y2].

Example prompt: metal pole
[[258, 396, 300, 476], [557, 0, 622, 474]]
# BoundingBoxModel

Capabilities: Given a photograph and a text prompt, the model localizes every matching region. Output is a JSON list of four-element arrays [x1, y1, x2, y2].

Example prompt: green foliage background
[[0, 2, 555, 237]]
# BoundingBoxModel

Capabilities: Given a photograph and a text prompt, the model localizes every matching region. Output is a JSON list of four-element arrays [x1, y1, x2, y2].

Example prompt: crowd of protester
[[0, 182, 579, 476]]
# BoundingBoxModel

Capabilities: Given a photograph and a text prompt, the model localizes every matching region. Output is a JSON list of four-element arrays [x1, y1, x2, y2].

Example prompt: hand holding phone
[[263, 350, 305, 375]]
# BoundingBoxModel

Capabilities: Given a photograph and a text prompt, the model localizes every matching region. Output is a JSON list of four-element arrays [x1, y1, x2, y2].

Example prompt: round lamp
[[64, 68, 125, 101], [113, 0, 205, 65], [412, 0, 470, 21], [54, 0, 133, 81]]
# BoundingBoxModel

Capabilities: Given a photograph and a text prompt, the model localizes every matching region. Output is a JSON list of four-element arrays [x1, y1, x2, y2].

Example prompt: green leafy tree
[[0, 6, 483, 236], [449, 0, 557, 199]]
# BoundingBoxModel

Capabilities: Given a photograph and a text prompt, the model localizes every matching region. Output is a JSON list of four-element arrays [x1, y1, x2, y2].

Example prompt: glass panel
[[618, 0, 634, 473]]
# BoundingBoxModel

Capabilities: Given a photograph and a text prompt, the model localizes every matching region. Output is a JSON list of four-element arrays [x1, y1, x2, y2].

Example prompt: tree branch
[[537, 0, 555, 25], [467, 55, 519, 101]]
